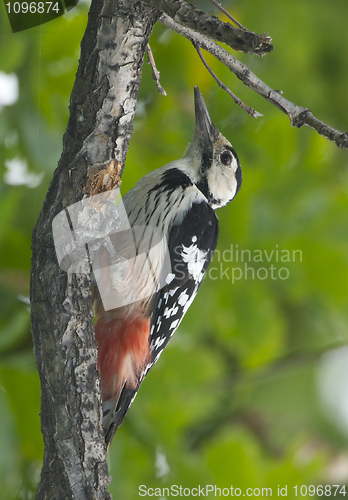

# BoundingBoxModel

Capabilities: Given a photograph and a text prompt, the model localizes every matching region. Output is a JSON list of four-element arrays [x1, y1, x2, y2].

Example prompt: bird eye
[[220, 151, 232, 166]]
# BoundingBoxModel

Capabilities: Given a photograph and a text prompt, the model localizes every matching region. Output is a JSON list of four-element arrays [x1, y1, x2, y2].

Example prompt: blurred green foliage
[[1, 0, 348, 498]]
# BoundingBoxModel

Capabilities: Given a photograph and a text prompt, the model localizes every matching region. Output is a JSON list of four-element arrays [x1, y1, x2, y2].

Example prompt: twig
[[146, 43, 167, 96], [205, 0, 271, 42], [206, 0, 247, 30], [148, 0, 273, 56], [194, 43, 262, 119], [160, 14, 348, 148]]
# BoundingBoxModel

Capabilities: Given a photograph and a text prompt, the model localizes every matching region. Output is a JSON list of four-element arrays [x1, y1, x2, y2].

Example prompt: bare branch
[[148, 0, 273, 56], [160, 14, 348, 148], [147, 43, 167, 96], [193, 43, 262, 119]]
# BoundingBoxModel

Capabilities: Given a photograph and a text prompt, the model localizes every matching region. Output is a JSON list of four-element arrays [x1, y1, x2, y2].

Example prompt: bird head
[[184, 86, 242, 209]]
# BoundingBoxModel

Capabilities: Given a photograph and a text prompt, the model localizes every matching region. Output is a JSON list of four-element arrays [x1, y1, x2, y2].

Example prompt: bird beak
[[194, 86, 219, 143]]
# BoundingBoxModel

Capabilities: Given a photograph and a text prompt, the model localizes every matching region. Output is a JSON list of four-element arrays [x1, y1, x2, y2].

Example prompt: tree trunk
[[30, 0, 160, 497]]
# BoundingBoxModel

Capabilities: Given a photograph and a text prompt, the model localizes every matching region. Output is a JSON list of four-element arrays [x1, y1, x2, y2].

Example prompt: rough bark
[[30, 0, 159, 497]]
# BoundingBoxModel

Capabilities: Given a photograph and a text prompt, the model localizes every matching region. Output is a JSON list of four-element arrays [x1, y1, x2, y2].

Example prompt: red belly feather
[[95, 316, 151, 402]]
